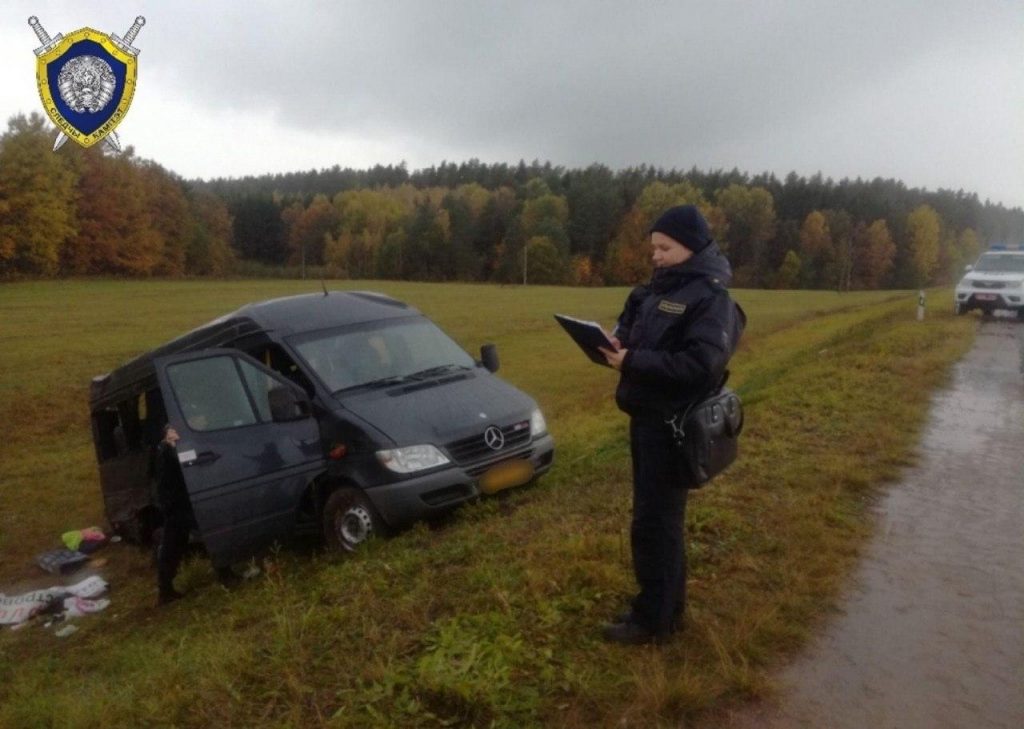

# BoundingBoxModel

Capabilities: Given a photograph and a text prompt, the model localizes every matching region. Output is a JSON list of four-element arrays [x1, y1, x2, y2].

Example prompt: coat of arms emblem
[[28, 15, 146, 152]]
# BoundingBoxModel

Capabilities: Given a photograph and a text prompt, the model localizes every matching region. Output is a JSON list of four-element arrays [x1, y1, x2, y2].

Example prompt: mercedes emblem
[[483, 426, 505, 450]]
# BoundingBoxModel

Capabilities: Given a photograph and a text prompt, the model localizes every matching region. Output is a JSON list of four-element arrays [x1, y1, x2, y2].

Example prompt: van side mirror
[[480, 343, 500, 373], [268, 386, 311, 422]]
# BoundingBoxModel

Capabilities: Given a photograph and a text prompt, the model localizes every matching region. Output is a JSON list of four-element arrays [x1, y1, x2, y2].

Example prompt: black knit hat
[[650, 205, 712, 254]]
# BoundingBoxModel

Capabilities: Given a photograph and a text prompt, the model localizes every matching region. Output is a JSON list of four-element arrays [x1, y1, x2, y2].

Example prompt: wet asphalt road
[[727, 318, 1024, 729]]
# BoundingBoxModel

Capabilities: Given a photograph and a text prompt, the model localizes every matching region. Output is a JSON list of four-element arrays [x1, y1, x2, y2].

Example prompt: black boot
[[157, 585, 185, 605], [602, 619, 670, 646]]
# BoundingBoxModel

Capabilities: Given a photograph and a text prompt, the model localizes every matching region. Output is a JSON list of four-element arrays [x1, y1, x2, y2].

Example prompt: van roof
[[90, 291, 414, 407]]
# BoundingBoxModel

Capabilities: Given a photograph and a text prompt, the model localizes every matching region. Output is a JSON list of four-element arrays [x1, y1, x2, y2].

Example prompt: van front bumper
[[364, 433, 555, 528]]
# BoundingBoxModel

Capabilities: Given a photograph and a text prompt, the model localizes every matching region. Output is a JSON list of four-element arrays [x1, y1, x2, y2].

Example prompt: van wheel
[[323, 487, 382, 553]]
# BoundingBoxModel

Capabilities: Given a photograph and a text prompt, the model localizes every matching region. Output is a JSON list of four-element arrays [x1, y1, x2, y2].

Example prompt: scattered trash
[[242, 564, 261, 580], [0, 575, 109, 626], [61, 527, 108, 554], [54, 624, 78, 638], [36, 549, 89, 575], [63, 595, 110, 618], [87, 557, 109, 569], [110, 535, 122, 543]]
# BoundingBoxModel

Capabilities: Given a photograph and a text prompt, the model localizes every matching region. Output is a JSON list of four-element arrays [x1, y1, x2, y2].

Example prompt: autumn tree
[[773, 249, 802, 289], [326, 188, 406, 276], [66, 148, 164, 275], [0, 114, 78, 275], [852, 219, 895, 289], [137, 161, 191, 276], [935, 225, 981, 285], [798, 210, 833, 288], [715, 184, 776, 285], [826, 210, 853, 290], [905, 204, 941, 286], [186, 189, 236, 275], [524, 236, 566, 284], [286, 194, 338, 271]]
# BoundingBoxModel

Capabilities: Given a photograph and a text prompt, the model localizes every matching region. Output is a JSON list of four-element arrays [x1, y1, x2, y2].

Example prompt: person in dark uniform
[[153, 424, 195, 605], [599, 205, 745, 645]]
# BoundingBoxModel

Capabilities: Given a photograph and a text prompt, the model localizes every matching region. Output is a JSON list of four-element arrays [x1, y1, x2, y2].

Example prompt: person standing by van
[[153, 424, 194, 605], [599, 205, 744, 645]]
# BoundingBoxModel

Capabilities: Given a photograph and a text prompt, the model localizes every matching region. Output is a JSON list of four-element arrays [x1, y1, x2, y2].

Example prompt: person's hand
[[163, 427, 180, 446], [600, 347, 628, 370], [608, 334, 622, 350]]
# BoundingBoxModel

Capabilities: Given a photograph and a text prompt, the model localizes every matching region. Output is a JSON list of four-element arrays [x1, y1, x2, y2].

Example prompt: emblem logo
[[483, 426, 505, 451], [658, 299, 687, 315], [28, 15, 146, 152]]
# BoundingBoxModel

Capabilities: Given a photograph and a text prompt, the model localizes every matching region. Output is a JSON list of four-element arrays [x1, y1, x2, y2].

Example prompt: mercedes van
[[89, 291, 555, 567]]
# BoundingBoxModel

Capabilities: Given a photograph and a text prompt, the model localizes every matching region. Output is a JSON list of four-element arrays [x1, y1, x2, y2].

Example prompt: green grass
[[0, 280, 975, 727]]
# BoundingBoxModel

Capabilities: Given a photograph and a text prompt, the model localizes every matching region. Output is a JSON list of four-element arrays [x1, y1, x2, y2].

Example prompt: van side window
[[250, 344, 315, 397], [116, 399, 141, 451], [93, 409, 120, 461], [166, 356, 258, 432], [238, 360, 275, 422], [142, 389, 168, 446]]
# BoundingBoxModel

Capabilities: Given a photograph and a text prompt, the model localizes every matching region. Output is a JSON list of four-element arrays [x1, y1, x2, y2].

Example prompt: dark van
[[89, 291, 555, 568]]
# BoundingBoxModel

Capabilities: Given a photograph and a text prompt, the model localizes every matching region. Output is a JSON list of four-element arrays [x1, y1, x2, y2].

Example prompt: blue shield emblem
[[33, 21, 142, 148]]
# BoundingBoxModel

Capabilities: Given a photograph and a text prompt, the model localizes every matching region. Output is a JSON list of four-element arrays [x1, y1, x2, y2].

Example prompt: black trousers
[[157, 509, 195, 594], [629, 418, 689, 635]]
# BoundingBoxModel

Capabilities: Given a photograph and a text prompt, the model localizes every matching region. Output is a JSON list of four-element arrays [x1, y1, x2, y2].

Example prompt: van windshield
[[975, 254, 1024, 273], [290, 317, 476, 394]]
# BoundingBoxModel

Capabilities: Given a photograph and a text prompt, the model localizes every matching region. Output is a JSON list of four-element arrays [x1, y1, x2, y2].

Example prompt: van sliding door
[[153, 349, 324, 567]]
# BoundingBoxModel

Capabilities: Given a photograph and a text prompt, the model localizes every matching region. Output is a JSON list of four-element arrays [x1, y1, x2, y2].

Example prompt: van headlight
[[376, 445, 450, 473], [530, 408, 547, 437]]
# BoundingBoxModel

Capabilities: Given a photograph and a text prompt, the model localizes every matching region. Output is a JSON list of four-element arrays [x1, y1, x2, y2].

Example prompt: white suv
[[954, 249, 1024, 318]]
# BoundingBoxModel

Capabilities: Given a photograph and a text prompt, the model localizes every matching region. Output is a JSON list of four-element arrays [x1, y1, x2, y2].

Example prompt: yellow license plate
[[479, 459, 535, 495]]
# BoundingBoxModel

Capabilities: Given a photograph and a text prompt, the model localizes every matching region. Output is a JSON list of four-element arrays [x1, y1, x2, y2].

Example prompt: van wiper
[[406, 364, 470, 380], [333, 375, 409, 394]]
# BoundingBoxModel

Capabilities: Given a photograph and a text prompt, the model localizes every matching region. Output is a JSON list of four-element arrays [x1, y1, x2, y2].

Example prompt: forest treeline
[[2, 112, 1022, 288]]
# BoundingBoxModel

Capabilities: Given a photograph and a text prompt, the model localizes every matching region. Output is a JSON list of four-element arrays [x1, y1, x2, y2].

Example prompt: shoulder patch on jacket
[[657, 299, 687, 315]]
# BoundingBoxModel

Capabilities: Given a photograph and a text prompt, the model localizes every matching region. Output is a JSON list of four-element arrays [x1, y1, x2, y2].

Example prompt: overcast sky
[[2, 1, 1021, 207]]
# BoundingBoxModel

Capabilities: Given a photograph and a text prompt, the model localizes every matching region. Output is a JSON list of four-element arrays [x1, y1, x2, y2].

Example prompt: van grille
[[445, 421, 531, 465], [973, 280, 1006, 289]]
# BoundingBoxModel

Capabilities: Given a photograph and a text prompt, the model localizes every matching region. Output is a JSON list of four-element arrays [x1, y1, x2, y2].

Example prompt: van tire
[[323, 487, 382, 553]]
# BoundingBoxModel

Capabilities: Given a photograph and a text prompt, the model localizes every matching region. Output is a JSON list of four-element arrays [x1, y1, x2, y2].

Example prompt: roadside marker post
[[917, 290, 926, 321]]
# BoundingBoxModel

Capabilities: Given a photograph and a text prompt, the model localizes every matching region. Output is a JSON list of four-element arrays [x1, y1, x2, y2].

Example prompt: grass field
[[0, 280, 976, 727]]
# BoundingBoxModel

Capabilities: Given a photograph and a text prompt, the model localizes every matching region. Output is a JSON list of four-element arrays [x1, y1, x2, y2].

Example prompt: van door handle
[[193, 450, 221, 465]]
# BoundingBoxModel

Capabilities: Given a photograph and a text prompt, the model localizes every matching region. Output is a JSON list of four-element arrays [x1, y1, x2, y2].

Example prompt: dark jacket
[[613, 242, 745, 419], [153, 441, 192, 515]]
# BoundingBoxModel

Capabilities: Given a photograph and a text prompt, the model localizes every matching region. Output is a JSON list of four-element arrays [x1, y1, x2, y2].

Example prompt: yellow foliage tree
[[906, 204, 941, 286]]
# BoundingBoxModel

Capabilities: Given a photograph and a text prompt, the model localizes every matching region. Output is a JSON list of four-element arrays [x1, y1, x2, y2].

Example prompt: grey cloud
[[4, 0, 1021, 204]]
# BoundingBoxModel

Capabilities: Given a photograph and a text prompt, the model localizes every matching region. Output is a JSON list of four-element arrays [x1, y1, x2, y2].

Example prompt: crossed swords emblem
[[28, 15, 145, 152]]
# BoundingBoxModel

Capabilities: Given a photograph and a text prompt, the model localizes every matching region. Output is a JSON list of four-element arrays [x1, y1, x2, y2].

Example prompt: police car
[[954, 247, 1024, 318]]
